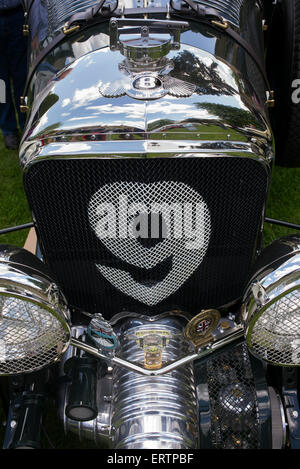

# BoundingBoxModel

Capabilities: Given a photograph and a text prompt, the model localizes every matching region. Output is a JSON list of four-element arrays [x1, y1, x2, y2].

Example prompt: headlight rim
[[241, 236, 300, 367], [245, 285, 300, 366], [0, 245, 71, 376], [0, 291, 71, 376]]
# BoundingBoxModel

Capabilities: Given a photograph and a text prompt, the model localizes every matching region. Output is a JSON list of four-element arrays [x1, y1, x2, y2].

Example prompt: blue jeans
[[0, 7, 28, 136]]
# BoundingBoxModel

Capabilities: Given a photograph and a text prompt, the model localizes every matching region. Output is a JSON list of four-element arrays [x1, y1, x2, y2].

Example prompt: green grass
[[0, 135, 31, 246]]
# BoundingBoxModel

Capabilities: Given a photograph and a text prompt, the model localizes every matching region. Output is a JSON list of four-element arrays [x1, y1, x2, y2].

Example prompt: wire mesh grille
[[88, 180, 211, 306], [206, 343, 260, 449], [0, 296, 69, 375], [249, 289, 300, 365], [24, 157, 267, 317]]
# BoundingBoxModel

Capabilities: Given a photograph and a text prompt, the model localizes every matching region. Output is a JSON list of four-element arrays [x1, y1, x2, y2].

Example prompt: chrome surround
[[0, 245, 71, 374], [21, 140, 269, 161], [20, 38, 273, 170], [241, 236, 300, 365]]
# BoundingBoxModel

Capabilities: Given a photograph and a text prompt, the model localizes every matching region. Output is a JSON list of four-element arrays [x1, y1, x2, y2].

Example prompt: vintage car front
[[0, 0, 299, 450]]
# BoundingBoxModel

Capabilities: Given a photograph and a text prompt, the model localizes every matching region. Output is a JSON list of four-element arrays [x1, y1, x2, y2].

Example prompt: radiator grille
[[24, 157, 267, 317]]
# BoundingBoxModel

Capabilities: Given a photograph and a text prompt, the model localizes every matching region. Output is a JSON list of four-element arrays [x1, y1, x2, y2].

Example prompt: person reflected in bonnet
[[0, 0, 27, 150]]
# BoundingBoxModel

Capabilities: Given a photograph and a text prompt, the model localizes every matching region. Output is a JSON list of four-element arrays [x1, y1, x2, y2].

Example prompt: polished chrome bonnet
[[21, 0, 272, 169], [20, 40, 272, 167]]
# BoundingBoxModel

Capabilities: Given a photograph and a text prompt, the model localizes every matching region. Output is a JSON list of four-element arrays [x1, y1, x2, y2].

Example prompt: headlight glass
[[0, 244, 71, 376], [0, 295, 69, 375], [246, 289, 300, 366]]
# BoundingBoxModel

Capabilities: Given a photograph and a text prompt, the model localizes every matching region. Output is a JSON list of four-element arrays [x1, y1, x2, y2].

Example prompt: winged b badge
[[99, 71, 196, 100]]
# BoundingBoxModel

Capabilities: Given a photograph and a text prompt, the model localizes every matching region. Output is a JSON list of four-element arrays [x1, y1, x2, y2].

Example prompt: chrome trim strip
[[21, 140, 273, 173], [268, 387, 287, 449], [25, 140, 255, 155]]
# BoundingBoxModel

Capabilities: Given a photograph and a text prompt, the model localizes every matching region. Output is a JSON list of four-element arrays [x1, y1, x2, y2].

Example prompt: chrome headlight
[[0, 245, 71, 375], [242, 236, 300, 366]]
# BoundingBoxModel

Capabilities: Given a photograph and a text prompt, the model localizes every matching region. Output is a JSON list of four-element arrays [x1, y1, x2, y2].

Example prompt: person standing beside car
[[0, 0, 27, 150]]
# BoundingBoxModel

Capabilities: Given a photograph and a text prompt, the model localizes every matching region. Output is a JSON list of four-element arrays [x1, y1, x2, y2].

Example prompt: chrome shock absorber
[[111, 317, 199, 449]]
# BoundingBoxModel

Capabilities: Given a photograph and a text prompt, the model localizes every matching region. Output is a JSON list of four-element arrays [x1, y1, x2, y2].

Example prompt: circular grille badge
[[127, 72, 168, 100]]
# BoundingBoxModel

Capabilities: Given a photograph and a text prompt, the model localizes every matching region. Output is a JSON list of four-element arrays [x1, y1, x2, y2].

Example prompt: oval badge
[[126, 72, 168, 100]]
